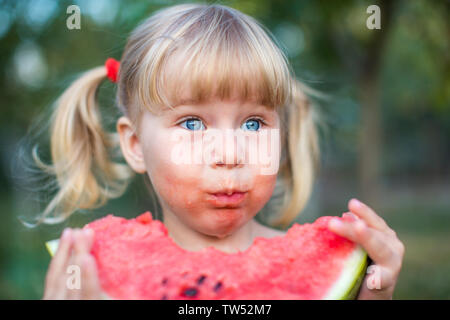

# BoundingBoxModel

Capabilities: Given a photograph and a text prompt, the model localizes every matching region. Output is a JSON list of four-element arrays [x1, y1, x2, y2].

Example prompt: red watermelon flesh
[[46, 212, 368, 300]]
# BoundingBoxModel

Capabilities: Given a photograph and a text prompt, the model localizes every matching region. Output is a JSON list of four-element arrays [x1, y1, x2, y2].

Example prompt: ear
[[116, 116, 147, 174]]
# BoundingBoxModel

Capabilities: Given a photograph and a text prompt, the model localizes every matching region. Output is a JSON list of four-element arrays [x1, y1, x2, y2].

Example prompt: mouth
[[205, 191, 248, 207]]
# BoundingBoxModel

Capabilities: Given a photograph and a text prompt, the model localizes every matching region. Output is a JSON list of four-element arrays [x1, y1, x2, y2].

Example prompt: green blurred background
[[0, 0, 449, 299]]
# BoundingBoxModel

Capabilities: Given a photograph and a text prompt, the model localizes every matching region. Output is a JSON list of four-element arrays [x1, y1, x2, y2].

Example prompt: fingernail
[[343, 212, 358, 220]]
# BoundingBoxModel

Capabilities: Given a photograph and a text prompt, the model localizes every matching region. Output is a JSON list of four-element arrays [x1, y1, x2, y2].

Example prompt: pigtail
[[32, 66, 135, 224], [269, 78, 320, 229]]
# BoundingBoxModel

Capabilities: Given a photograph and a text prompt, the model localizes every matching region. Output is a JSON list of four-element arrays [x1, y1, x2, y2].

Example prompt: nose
[[209, 129, 245, 169], [213, 157, 243, 169]]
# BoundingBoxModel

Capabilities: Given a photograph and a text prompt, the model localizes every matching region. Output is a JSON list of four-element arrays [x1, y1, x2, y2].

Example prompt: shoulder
[[253, 220, 286, 239]]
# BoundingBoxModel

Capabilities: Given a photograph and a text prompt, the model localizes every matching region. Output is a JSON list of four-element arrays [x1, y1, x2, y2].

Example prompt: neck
[[162, 207, 257, 254]]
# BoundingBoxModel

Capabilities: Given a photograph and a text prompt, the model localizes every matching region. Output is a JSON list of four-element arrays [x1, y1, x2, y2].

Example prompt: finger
[[43, 274, 68, 300], [67, 229, 95, 299], [83, 228, 95, 250], [45, 248, 76, 300], [73, 229, 85, 255], [73, 228, 94, 255], [80, 254, 102, 299], [342, 212, 359, 222], [45, 228, 73, 290], [357, 264, 397, 299], [67, 249, 82, 300], [328, 219, 396, 266], [348, 198, 390, 232]]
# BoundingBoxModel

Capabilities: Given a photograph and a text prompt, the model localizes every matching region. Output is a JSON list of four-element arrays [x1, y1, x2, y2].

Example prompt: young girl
[[38, 3, 404, 299]]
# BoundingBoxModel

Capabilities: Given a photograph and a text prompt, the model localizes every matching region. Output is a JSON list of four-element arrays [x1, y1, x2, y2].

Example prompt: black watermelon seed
[[182, 287, 199, 297], [213, 281, 223, 292], [196, 275, 207, 285], [161, 294, 168, 300], [161, 278, 168, 285]]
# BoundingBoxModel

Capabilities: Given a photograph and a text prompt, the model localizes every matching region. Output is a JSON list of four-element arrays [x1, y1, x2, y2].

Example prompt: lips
[[206, 191, 247, 207]]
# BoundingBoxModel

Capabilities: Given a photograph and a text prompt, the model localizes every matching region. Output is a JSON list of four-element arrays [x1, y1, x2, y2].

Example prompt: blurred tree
[[316, 0, 396, 205]]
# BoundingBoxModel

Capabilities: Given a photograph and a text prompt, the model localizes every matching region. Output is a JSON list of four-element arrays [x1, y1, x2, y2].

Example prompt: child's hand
[[42, 228, 106, 299], [328, 198, 405, 300]]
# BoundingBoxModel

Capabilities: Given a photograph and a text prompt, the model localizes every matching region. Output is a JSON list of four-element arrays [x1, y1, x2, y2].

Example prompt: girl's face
[[118, 97, 281, 239]]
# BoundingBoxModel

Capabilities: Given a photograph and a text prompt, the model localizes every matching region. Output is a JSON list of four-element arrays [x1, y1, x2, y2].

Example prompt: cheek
[[138, 115, 204, 213], [248, 173, 278, 211], [144, 141, 202, 212], [155, 165, 202, 210]]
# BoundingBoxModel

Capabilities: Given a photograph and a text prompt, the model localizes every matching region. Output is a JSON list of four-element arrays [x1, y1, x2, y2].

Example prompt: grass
[[382, 205, 450, 299], [394, 232, 450, 299]]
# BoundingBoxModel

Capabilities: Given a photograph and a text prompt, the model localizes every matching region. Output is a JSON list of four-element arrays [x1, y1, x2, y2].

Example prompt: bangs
[[134, 5, 293, 115]]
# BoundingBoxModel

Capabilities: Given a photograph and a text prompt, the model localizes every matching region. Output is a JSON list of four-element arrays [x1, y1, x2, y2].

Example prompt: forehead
[[160, 60, 270, 112], [155, 43, 284, 113]]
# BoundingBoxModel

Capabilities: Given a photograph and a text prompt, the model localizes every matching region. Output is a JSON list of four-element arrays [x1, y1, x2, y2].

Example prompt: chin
[[201, 212, 247, 238], [207, 231, 233, 239], [196, 223, 234, 238]]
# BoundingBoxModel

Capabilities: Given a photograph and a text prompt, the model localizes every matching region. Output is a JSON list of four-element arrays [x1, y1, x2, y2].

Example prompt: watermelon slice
[[45, 212, 368, 300]]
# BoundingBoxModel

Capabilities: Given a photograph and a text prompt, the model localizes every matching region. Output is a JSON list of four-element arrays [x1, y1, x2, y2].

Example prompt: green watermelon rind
[[45, 239, 59, 257], [45, 239, 368, 300], [344, 253, 368, 300], [323, 245, 368, 300]]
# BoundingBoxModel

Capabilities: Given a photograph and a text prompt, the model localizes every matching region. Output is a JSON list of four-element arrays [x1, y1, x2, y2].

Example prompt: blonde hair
[[29, 3, 319, 229]]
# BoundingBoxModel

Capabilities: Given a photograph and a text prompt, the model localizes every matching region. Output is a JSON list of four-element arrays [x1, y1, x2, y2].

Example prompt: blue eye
[[241, 119, 261, 131], [180, 118, 205, 131]]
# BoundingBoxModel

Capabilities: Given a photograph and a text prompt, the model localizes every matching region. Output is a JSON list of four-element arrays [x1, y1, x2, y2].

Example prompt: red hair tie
[[105, 58, 120, 83]]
